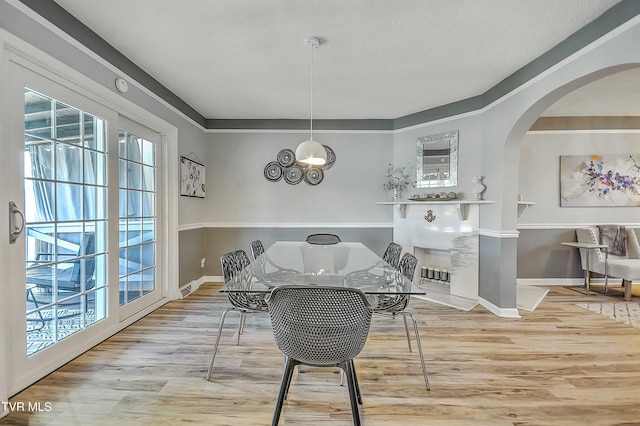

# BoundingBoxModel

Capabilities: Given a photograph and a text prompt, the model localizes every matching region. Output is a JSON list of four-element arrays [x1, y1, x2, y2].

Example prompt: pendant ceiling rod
[[305, 36, 319, 141]]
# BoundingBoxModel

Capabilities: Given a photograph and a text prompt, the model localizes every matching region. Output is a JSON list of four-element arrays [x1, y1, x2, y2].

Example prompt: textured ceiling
[[50, 0, 628, 120]]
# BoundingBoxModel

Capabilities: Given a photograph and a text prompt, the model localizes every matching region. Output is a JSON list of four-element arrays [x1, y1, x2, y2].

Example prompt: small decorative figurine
[[472, 176, 486, 200]]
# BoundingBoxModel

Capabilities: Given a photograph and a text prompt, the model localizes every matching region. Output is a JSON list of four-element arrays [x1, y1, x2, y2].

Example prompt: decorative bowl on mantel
[[408, 192, 457, 201]]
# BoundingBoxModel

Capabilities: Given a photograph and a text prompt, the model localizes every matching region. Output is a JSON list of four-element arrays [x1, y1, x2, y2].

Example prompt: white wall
[[206, 131, 394, 225], [393, 114, 485, 200], [519, 131, 640, 226], [176, 125, 209, 226]]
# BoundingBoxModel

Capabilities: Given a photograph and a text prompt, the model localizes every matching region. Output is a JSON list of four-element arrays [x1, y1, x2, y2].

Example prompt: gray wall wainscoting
[[180, 227, 393, 282]]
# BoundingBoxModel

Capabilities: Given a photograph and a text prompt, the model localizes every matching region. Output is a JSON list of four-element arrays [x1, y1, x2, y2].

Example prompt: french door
[[4, 57, 162, 393], [117, 119, 161, 320]]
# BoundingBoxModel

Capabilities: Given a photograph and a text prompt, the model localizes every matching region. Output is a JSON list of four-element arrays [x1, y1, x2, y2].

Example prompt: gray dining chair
[[267, 285, 373, 426], [382, 242, 402, 268], [249, 239, 265, 260], [249, 239, 301, 285], [305, 233, 341, 245], [205, 249, 268, 380], [375, 252, 430, 390]]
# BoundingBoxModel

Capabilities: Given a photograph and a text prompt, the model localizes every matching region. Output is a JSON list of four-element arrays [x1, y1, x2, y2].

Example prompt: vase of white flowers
[[383, 163, 413, 201]]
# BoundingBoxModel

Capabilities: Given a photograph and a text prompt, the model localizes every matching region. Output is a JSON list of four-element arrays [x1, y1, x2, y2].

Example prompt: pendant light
[[295, 37, 327, 166]]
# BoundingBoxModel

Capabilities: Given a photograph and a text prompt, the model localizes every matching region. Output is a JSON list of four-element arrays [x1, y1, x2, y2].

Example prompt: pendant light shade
[[295, 37, 327, 166], [295, 139, 326, 166]]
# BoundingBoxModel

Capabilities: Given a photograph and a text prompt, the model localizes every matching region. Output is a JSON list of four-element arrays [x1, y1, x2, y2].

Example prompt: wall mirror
[[416, 130, 458, 188]]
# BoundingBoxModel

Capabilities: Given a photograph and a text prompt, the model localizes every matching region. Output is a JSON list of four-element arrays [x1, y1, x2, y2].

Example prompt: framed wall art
[[180, 156, 205, 198], [560, 154, 640, 207]]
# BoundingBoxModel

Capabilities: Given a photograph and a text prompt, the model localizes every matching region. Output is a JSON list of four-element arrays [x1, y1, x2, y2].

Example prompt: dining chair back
[[267, 285, 373, 426], [220, 249, 251, 282], [382, 242, 402, 268], [305, 233, 341, 245], [250, 239, 301, 286], [249, 239, 265, 260]]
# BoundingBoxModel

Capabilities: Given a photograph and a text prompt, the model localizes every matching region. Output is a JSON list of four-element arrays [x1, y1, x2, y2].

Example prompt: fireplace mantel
[[376, 200, 494, 219]]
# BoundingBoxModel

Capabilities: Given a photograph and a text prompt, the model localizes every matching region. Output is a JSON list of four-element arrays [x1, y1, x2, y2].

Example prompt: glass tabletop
[[221, 241, 425, 295]]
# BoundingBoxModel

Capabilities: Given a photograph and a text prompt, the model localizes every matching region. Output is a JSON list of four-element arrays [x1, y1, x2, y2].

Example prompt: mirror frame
[[416, 130, 458, 188]]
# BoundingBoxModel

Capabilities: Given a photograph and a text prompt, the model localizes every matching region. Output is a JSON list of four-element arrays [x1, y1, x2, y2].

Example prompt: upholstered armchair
[[575, 227, 640, 300]]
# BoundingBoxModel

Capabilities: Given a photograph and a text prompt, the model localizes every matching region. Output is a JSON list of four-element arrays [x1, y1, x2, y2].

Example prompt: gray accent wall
[[517, 229, 583, 279], [179, 229, 206, 285], [480, 236, 517, 308]]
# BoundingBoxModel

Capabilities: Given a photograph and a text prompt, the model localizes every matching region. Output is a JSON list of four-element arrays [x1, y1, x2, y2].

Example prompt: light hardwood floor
[[2, 283, 640, 425]]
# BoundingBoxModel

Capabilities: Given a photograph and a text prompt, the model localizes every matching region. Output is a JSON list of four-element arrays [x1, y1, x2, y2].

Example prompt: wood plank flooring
[[2, 283, 640, 425]]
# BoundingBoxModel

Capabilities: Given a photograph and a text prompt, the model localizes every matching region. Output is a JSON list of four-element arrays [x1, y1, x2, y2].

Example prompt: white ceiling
[[50, 0, 633, 120]]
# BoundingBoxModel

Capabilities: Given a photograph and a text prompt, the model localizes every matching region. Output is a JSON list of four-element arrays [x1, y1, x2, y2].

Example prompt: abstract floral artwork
[[560, 154, 640, 206]]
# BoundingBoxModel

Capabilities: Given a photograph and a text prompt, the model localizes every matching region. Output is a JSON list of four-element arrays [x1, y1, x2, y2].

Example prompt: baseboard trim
[[516, 277, 624, 286], [517, 278, 583, 286], [479, 297, 522, 319], [179, 276, 224, 298]]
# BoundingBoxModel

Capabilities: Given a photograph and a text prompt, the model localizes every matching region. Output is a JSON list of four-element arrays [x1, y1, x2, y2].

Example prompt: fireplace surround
[[377, 200, 494, 310]]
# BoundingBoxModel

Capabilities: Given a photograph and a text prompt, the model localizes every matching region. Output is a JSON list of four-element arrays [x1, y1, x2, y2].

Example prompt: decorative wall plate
[[323, 145, 336, 170], [264, 161, 283, 182], [277, 149, 295, 167], [304, 167, 324, 185], [284, 166, 303, 184]]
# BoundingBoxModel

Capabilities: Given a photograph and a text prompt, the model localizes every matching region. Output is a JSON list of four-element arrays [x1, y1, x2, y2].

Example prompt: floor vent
[[180, 285, 192, 298]]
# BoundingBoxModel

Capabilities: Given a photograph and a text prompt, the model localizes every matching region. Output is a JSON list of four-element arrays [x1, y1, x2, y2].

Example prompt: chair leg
[[283, 363, 296, 400], [342, 361, 362, 426], [205, 308, 234, 380], [401, 313, 412, 352], [584, 270, 591, 290], [404, 312, 430, 390], [237, 312, 246, 344], [623, 279, 632, 301], [348, 359, 363, 405], [272, 357, 296, 426]]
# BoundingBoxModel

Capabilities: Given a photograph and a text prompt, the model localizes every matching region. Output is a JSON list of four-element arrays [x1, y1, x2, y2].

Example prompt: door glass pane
[[24, 88, 108, 356], [118, 130, 156, 306]]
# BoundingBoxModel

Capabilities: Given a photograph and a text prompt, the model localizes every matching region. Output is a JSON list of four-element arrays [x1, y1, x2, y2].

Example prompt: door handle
[[9, 201, 25, 244]]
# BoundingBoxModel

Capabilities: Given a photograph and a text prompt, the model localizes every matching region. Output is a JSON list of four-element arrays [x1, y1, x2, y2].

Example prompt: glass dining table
[[220, 241, 425, 304]]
